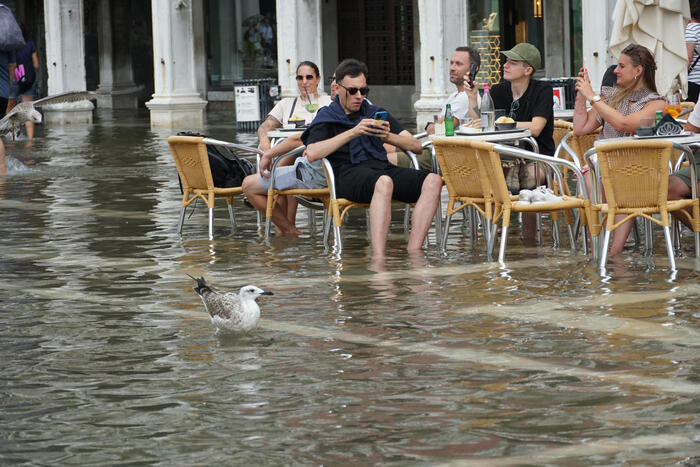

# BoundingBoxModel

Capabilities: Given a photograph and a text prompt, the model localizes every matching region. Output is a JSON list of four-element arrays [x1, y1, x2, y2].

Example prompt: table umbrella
[[609, 0, 690, 97]]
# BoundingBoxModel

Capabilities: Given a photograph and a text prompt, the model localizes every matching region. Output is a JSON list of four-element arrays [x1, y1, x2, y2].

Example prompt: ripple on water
[[1, 109, 699, 464]]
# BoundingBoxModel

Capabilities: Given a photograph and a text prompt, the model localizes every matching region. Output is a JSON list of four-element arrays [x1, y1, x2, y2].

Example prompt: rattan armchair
[[167, 135, 260, 240], [432, 137, 495, 252], [589, 139, 700, 272], [471, 140, 591, 263]]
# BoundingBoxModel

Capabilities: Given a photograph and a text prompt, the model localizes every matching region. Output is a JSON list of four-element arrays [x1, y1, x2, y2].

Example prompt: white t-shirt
[[686, 22, 700, 85], [440, 90, 481, 122], [687, 98, 700, 127], [268, 94, 332, 125]]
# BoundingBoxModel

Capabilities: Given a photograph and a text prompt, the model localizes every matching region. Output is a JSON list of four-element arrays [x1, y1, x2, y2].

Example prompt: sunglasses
[[338, 82, 370, 96], [509, 99, 520, 119], [296, 74, 316, 81]]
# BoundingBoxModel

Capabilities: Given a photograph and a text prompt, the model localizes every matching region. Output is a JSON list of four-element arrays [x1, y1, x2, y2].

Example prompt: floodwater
[[1, 109, 700, 465]]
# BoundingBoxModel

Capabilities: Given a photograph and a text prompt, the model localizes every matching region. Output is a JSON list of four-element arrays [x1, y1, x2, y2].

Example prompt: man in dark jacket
[[302, 59, 442, 257]]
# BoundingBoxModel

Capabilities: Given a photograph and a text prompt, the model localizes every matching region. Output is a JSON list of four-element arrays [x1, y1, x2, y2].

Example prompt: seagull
[[188, 275, 273, 334], [0, 90, 97, 137]]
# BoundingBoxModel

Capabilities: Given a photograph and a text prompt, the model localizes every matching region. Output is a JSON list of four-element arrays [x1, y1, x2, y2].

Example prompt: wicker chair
[[322, 151, 424, 254], [168, 135, 256, 240], [432, 137, 495, 252], [471, 140, 590, 263], [263, 146, 332, 245], [591, 139, 700, 272]]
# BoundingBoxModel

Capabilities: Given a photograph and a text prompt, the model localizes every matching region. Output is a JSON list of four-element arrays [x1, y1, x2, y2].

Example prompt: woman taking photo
[[573, 43, 666, 256]]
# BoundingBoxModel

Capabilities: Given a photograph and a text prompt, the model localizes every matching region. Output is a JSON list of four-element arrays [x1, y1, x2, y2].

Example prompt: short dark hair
[[296, 61, 320, 77], [455, 46, 481, 71], [334, 59, 368, 83]]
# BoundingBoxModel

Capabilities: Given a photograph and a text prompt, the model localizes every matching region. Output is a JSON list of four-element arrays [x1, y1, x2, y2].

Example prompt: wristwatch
[[589, 94, 602, 104]]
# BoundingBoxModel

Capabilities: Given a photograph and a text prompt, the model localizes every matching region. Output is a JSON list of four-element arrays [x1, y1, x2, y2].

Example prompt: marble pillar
[[275, 0, 324, 98], [146, 0, 207, 128], [582, 0, 617, 91], [413, 0, 467, 130], [43, 0, 95, 124], [95, 0, 139, 109]]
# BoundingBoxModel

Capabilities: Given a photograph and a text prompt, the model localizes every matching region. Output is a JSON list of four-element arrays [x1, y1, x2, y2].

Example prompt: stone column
[[146, 0, 208, 128], [582, 0, 617, 91], [95, 0, 139, 108], [413, 0, 450, 130], [275, 0, 324, 98], [43, 0, 94, 124]]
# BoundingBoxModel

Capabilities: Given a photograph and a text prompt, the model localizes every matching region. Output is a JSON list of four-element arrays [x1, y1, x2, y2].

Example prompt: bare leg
[[5, 97, 16, 115], [0, 139, 6, 175], [522, 213, 537, 242], [286, 195, 298, 225], [608, 215, 633, 256], [668, 175, 694, 229], [20, 96, 34, 140], [369, 175, 394, 258], [241, 175, 301, 235], [407, 173, 441, 251]]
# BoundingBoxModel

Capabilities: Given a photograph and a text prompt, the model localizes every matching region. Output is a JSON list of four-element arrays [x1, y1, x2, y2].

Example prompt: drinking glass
[[664, 95, 681, 119], [304, 92, 319, 113]]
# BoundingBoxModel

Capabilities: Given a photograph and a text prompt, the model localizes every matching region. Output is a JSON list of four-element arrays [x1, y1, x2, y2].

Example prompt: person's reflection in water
[[368, 255, 397, 300]]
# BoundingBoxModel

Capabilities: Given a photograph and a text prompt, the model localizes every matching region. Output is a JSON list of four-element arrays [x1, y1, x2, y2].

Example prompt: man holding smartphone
[[302, 59, 442, 258], [424, 46, 482, 135], [390, 46, 481, 170]]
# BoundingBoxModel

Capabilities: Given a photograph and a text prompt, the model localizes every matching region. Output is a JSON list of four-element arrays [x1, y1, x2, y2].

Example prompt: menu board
[[235, 85, 261, 122]]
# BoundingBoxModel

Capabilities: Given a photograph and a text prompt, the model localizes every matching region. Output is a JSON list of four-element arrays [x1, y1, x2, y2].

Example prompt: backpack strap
[[690, 52, 700, 74], [288, 97, 298, 121]]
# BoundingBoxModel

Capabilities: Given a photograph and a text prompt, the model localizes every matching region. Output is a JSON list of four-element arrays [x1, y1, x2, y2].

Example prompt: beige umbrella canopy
[[609, 0, 690, 97]]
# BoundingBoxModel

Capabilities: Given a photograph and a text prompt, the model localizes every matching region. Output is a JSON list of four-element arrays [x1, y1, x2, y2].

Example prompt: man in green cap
[[491, 42, 554, 158], [489, 42, 554, 237]]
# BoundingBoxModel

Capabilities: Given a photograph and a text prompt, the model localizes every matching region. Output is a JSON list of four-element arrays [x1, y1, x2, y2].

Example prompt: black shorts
[[335, 158, 431, 204], [0, 97, 7, 118]]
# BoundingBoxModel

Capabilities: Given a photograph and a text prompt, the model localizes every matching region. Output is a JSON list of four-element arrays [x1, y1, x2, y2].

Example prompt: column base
[[42, 101, 95, 125], [414, 95, 449, 131], [146, 94, 208, 128]]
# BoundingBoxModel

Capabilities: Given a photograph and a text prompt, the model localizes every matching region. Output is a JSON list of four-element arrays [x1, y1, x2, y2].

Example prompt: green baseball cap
[[502, 43, 541, 70]]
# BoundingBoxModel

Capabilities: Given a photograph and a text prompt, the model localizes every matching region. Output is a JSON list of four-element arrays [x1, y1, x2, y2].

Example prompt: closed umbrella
[[609, 0, 690, 97]]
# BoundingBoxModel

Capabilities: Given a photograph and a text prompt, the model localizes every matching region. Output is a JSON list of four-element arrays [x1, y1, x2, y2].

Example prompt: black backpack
[[176, 131, 256, 188]]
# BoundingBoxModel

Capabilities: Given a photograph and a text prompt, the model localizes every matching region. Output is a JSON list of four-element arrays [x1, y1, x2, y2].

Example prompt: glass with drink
[[664, 94, 681, 119]]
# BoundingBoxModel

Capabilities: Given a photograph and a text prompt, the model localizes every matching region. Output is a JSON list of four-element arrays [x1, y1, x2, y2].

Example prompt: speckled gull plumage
[[188, 275, 273, 334]]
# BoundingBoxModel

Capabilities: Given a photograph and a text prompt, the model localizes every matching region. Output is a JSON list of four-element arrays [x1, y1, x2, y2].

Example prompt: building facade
[[6, 0, 619, 129]]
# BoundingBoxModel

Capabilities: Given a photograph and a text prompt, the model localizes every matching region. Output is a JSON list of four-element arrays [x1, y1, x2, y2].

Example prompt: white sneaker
[[530, 186, 562, 204], [518, 189, 534, 204]]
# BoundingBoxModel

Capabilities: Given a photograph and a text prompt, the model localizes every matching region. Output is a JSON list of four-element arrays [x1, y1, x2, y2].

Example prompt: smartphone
[[468, 63, 478, 87], [374, 110, 388, 121]]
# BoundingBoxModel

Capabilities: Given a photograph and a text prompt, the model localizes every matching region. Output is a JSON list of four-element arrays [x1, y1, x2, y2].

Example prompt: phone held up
[[467, 63, 478, 88], [373, 110, 388, 121]]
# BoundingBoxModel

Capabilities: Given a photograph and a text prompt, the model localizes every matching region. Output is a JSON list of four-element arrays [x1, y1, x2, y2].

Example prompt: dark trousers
[[0, 97, 7, 118]]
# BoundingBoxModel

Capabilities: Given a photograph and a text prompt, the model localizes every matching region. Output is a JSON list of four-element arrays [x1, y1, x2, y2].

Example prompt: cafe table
[[267, 128, 304, 147]]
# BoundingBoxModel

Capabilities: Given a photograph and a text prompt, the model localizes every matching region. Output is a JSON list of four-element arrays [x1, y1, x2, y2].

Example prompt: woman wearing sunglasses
[[257, 61, 332, 152]]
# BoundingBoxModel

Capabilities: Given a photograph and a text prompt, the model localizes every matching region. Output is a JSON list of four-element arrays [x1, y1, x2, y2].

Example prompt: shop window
[[206, 0, 276, 88], [337, 0, 414, 85], [469, 0, 546, 84]]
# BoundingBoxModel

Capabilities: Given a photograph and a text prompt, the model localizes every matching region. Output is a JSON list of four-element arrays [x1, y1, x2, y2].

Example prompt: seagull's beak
[[261, 291, 274, 296]]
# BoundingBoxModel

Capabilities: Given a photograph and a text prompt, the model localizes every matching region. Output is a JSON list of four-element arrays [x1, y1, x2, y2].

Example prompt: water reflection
[[0, 109, 699, 464]]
